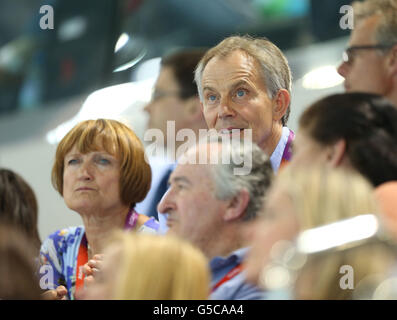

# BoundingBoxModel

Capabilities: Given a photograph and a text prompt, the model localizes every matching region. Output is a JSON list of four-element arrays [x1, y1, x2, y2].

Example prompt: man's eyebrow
[[203, 85, 216, 93], [230, 80, 250, 90], [203, 80, 251, 93], [168, 176, 192, 185]]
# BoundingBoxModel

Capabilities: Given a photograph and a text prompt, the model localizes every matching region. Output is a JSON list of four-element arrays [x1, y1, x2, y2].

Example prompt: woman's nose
[[78, 161, 93, 180]]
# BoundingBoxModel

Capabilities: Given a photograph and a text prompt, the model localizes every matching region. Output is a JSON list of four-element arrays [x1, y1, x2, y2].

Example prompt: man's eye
[[173, 184, 185, 190], [236, 89, 246, 97], [207, 94, 217, 102]]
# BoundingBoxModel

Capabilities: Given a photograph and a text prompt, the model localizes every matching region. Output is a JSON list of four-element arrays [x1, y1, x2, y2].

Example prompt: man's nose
[[144, 101, 152, 114], [218, 96, 235, 119], [337, 61, 348, 78], [157, 188, 173, 213]]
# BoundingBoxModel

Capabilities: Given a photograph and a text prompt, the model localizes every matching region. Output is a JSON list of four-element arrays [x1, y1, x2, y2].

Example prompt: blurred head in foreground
[[84, 233, 210, 300], [244, 166, 393, 300], [0, 224, 42, 299], [0, 168, 41, 253]]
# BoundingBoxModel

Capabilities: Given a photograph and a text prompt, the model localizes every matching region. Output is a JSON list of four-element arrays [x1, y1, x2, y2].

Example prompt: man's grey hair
[[353, 0, 397, 45], [204, 136, 273, 221], [194, 35, 292, 126]]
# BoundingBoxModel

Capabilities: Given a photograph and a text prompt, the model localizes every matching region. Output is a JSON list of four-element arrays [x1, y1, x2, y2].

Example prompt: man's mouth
[[219, 128, 244, 135], [166, 216, 177, 228]]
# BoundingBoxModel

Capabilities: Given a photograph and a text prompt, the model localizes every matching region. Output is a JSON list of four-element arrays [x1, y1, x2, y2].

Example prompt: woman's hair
[[263, 166, 397, 299], [109, 233, 210, 300], [267, 166, 379, 229], [52, 119, 152, 208], [295, 237, 397, 300], [299, 93, 397, 186], [0, 224, 42, 299], [0, 169, 41, 252]]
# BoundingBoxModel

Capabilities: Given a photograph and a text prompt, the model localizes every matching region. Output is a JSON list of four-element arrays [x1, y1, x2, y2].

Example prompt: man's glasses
[[342, 43, 396, 64]]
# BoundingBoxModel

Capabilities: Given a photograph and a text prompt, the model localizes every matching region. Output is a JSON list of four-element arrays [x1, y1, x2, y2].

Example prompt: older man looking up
[[337, 0, 397, 107], [157, 136, 273, 299], [194, 35, 294, 172]]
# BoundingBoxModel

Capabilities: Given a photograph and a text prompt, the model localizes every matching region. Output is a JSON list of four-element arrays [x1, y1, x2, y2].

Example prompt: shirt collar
[[270, 126, 291, 172], [210, 247, 249, 271]]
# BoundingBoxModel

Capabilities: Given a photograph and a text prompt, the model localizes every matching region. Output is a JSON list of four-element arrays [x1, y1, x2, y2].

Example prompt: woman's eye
[[67, 159, 78, 165], [98, 158, 110, 165]]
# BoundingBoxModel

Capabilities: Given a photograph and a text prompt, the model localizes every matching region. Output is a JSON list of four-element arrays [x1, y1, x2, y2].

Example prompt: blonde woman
[[244, 166, 397, 299], [84, 233, 210, 300]]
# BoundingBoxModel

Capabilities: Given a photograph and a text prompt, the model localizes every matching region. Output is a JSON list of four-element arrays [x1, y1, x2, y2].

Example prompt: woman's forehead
[[65, 141, 118, 157]]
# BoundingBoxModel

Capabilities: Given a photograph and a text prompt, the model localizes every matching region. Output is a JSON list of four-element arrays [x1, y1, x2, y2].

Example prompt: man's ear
[[223, 189, 250, 222], [387, 44, 397, 77], [272, 89, 290, 122], [326, 139, 346, 167]]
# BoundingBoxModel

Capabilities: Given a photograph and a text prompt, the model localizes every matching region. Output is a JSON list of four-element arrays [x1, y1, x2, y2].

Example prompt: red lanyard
[[211, 263, 243, 293], [75, 208, 139, 296], [75, 236, 89, 294]]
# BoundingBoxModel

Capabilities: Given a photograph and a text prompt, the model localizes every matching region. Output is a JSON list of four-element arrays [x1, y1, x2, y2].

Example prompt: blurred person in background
[[40, 119, 159, 300], [144, 48, 208, 153], [290, 93, 397, 247], [157, 137, 273, 299], [375, 182, 397, 239], [0, 224, 42, 300], [337, 0, 397, 107], [244, 167, 386, 299], [291, 93, 397, 187], [84, 233, 210, 300], [194, 35, 294, 172], [0, 168, 41, 253], [137, 48, 208, 221]]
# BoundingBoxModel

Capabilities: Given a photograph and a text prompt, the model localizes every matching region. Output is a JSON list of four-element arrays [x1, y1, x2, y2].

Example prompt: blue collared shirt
[[209, 247, 264, 300]]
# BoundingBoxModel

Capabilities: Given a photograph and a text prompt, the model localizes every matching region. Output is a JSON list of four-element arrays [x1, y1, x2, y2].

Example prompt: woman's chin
[[66, 202, 97, 215]]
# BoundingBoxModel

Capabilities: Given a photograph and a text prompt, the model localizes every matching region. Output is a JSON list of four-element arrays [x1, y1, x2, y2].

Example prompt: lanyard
[[211, 263, 243, 293], [279, 129, 295, 170], [75, 208, 138, 296]]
